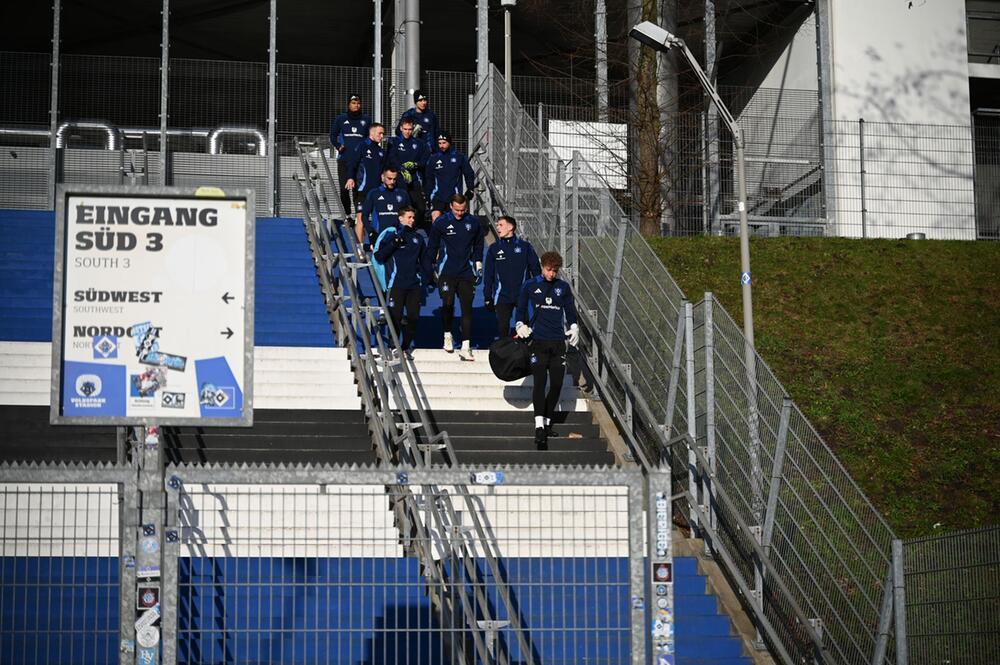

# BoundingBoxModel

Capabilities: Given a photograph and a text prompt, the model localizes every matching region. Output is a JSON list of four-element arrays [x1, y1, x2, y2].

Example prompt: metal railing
[[470, 65, 924, 665], [291, 139, 548, 664]]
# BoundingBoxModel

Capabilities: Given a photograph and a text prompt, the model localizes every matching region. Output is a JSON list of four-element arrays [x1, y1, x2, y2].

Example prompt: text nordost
[[75, 205, 219, 227]]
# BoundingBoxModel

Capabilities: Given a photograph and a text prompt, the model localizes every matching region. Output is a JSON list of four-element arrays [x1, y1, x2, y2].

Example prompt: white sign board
[[51, 185, 254, 426]]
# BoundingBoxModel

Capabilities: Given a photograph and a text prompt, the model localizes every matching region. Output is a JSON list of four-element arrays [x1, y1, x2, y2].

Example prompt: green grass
[[650, 236, 1000, 538]]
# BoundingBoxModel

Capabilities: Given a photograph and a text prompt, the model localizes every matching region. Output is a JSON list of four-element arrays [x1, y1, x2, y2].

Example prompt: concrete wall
[[824, 0, 976, 239]]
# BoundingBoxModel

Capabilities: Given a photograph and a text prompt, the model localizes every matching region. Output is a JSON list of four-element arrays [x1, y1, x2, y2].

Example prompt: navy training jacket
[[484, 235, 540, 305], [424, 148, 476, 204], [330, 112, 371, 161], [398, 106, 439, 149], [361, 185, 411, 236], [344, 137, 385, 194], [373, 225, 431, 290], [386, 135, 429, 187], [516, 276, 577, 342], [427, 212, 485, 279]]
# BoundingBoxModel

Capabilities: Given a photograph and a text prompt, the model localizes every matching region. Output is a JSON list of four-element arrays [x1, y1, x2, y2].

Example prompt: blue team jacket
[[344, 137, 384, 193], [373, 225, 431, 290], [361, 185, 411, 236], [427, 212, 485, 278], [484, 235, 540, 305], [516, 276, 577, 342], [330, 112, 371, 161], [398, 107, 440, 149], [424, 148, 476, 203], [386, 135, 429, 187]]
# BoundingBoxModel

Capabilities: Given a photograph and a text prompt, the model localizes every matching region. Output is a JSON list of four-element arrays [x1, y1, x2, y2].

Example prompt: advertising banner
[[51, 186, 254, 425]]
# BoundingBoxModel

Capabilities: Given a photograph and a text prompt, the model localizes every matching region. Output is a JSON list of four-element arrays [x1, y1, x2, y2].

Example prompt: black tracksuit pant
[[495, 303, 515, 339], [388, 287, 421, 350], [531, 339, 567, 418], [439, 276, 475, 342]]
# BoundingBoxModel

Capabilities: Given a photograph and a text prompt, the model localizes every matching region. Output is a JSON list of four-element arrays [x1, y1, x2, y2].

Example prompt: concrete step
[[445, 436, 608, 453], [254, 382, 359, 398], [389, 396, 588, 412], [395, 383, 581, 401], [255, 394, 361, 410], [419, 409, 597, 425], [430, 449, 613, 466], [393, 371, 574, 388]]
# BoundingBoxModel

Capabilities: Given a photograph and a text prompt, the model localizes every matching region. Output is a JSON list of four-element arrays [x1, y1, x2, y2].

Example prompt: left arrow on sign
[[221, 328, 234, 339], [221, 292, 234, 304]]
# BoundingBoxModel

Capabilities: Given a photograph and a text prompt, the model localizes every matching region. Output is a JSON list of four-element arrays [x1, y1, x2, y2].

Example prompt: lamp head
[[500, 0, 517, 6], [628, 21, 680, 52]]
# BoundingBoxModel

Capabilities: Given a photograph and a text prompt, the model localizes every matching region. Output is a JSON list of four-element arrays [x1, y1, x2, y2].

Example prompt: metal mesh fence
[[903, 525, 1000, 665], [166, 466, 641, 665], [0, 481, 123, 665]]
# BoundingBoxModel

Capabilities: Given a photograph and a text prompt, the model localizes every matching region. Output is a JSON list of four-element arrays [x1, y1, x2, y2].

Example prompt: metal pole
[[684, 301, 699, 534], [604, 222, 628, 347], [503, 6, 512, 83], [476, 0, 489, 86], [48, 0, 61, 206], [404, 0, 420, 107], [703, 292, 717, 540], [872, 564, 895, 665], [657, 0, 678, 235], [557, 160, 567, 259], [570, 151, 580, 291], [892, 539, 908, 665], [266, 0, 277, 215], [373, 0, 383, 124], [859, 117, 867, 238], [734, 138, 754, 346], [595, 0, 609, 122], [536, 102, 545, 238], [159, 0, 169, 185]]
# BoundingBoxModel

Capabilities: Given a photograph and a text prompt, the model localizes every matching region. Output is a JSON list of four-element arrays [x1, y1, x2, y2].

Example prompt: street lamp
[[629, 20, 755, 348], [501, 0, 516, 83]]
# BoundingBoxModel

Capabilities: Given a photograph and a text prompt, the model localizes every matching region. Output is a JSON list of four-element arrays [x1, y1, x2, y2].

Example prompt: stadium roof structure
[[3, 0, 815, 90]]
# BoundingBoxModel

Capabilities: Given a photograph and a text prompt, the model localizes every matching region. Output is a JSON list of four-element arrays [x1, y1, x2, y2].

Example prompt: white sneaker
[[458, 342, 474, 362], [443, 332, 454, 353]]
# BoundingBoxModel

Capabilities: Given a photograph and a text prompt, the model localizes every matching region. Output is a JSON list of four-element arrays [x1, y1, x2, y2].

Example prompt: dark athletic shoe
[[534, 427, 548, 451], [545, 425, 559, 439]]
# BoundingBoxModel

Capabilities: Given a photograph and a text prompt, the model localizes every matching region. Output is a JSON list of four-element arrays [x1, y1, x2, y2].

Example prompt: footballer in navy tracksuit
[[386, 119, 429, 227], [373, 206, 431, 352], [515, 251, 579, 448], [361, 170, 411, 248], [397, 89, 439, 151], [344, 124, 386, 242], [426, 195, 485, 358], [484, 215, 540, 338], [424, 132, 476, 220], [330, 95, 371, 217]]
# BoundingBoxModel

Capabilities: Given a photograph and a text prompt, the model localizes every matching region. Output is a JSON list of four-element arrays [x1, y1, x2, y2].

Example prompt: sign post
[[50, 185, 254, 665]]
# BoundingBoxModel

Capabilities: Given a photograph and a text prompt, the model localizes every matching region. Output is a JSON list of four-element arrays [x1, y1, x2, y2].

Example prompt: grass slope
[[651, 236, 1000, 537]]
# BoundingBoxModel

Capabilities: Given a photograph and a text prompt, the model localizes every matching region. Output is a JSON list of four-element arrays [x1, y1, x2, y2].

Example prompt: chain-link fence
[[903, 525, 1000, 665]]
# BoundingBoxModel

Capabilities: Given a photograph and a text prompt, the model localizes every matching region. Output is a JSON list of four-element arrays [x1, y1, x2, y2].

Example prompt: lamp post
[[501, 0, 516, 83], [629, 20, 754, 348]]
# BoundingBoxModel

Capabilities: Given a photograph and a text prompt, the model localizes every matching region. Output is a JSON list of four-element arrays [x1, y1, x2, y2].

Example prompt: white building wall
[[825, 0, 976, 239]]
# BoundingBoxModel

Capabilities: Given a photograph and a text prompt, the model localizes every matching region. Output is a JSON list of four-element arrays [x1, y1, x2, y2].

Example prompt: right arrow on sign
[[220, 327, 234, 339]]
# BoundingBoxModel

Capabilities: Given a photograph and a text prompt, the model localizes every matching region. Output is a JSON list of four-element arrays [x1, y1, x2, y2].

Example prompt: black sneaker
[[534, 427, 548, 451], [545, 425, 559, 439]]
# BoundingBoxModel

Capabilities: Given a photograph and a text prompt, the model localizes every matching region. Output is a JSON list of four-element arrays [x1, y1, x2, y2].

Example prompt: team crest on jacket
[[465, 223, 472, 231], [451, 157, 457, 163], [545, 297, 553, 305], [554, 287, 562, 296], [514, 246, 522, 253], [387, 204, 394, 211]]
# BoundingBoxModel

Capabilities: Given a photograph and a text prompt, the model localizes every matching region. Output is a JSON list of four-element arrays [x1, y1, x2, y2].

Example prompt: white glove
[[515, 322, 532, 339], [566, 323, 579, 347]]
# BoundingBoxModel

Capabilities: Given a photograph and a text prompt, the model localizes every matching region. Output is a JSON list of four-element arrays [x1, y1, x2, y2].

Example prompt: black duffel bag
[[488, 336, 532, 381]]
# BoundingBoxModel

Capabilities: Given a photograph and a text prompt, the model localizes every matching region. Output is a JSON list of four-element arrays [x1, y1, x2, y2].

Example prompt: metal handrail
[[294, 140, 538, 665]]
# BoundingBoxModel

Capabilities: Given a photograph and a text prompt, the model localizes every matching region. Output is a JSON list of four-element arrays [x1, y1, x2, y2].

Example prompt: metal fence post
[[684, 301, 699, 534], [859, 117, 867, 238], [645, 467, 673, 665], [663, 305, 687, 439], [48, 0, 61, 207], [757, 396, 791, 648], [703, 293, 717, 547], [570, 151, 581, 291], [119, 467, 139, 665], [871, 563, 895, 665], [557, 160, 567, 259], [159, 0, 169, 185], [266, 0, 277, 215], [536, 102, 545, 233], [892, 539, 908, 665], [604, 222, 628, 349], [134, 426, 166, 664], [160, 479, 180, 665]]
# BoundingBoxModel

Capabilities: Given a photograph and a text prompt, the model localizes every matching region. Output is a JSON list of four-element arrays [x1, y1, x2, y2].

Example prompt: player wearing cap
[[424, 132, 477, 222], [398, 89, 439, 151], [330, 94, 372, 219]]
